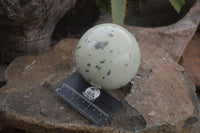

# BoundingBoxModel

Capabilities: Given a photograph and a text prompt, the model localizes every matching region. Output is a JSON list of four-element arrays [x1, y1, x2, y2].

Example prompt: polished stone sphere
[[75, 23, 140, 90]]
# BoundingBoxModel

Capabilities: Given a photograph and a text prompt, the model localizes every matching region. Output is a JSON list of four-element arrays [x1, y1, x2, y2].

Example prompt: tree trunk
[[0, 0, 76, 63]]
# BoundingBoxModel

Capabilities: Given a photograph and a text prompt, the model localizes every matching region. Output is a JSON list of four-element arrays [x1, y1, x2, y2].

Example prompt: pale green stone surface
[[75, 23, 140, 90]]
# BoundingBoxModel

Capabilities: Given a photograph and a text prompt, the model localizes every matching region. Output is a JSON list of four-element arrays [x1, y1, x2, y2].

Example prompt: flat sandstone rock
[[0, 39, 199, 133]]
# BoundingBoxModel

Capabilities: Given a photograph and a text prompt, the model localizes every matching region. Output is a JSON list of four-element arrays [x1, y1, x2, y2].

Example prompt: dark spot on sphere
[[94, 41, 109, 50], [95, 65, 101, 70], [108, 34, 114, 37], [107, 70, 111, 75], [85, 70, 89, 73], [100, 59, 106, 64], [76, 46, 81, 50]]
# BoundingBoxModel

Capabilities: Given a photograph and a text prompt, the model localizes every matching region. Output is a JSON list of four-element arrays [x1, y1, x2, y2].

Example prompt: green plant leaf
[[111, 0, 127, 26], [169, 0, 185, 13]]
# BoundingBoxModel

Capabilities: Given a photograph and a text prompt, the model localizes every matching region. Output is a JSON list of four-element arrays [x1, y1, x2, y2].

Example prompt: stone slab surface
[[0, 39, 199, 133], [126, 43, 197, 127]]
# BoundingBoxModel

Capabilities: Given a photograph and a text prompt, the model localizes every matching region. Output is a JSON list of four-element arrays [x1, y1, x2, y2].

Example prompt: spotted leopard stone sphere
[[75, 23, 140, 90]]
